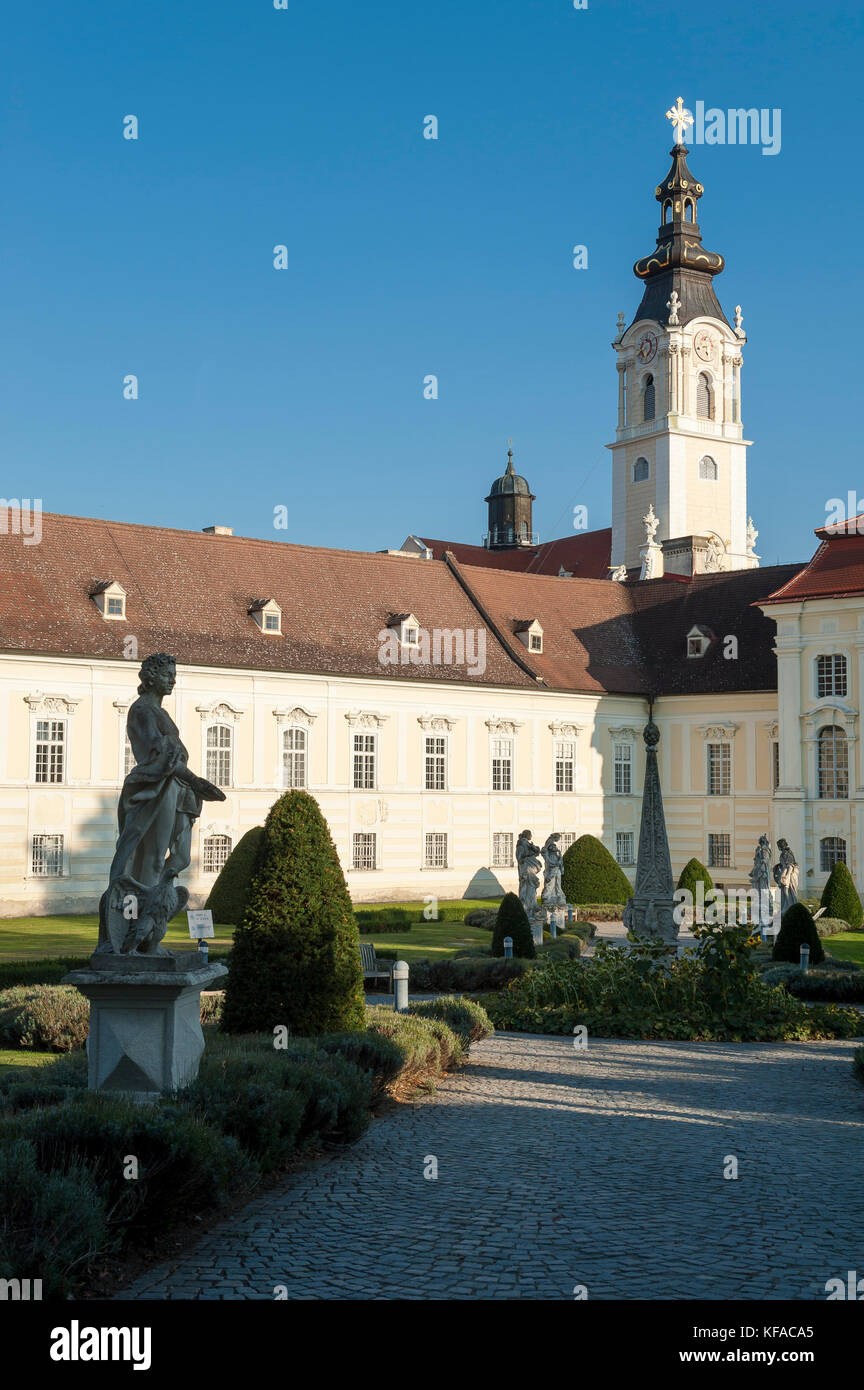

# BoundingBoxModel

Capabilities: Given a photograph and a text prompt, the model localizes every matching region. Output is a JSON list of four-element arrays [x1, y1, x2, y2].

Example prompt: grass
[[823, 934, 864, 967], [358, 921, 492, 962], [0, 1048, 55, 1072], [354, 898, 499, 914], [0, 914, 235, 961]]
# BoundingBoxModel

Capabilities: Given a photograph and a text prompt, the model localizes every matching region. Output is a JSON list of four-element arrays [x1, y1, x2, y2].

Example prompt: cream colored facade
[[0, 648, 796, 915]]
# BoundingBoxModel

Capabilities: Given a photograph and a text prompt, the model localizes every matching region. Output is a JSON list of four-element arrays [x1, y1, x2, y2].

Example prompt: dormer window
[[515, 619, 543, 654], [387, 612, 422, 647], [91, 581, 127, 621], [249, 599, 282, 635], [686, 624, 714, 659]]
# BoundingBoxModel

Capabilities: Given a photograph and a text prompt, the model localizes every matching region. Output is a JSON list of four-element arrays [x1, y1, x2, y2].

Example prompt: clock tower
[[609, 99, 757, 578]]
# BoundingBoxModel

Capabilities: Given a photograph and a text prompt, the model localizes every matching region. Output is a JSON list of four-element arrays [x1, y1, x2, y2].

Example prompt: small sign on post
[[188, 909, 214, 964]]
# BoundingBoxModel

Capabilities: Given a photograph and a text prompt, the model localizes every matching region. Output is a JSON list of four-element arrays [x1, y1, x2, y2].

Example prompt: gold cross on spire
[[666, 96, 693, 145]]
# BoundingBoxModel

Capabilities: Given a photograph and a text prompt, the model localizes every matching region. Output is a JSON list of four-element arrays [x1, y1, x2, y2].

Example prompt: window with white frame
[[615, 831, 635, 866], [707, 742, 731, 795], [820, 836, 847, 871], [555, 740, 575, 792], [34, 719, 65, 784], [708, 833, 731, 869], [282, 727, 307, 789], [263, 610, 280, 633], [816, 654, 848, 698], [698, 455, 718, 481], [352, 832, 377, 870], [203, 833, 232, 875], [491, 738, 513, 792], [352, 733, 376, 789], [424, 736, 447, 791], [772, 740, 780, 791], [31, 833, 64, 877], [106, 594, 125, 617], [205, 724, 233, 788], [124, 736, 135, 778], [613, 742, 632, 794], [492, 832, 514, 867], [558, 832, 577, 854], [424, 832, 447, 869], [818, 725, 848, 799]]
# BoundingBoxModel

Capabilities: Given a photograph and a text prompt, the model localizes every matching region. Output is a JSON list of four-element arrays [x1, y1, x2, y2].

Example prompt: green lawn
[[0, 1048, 55, 1073], [824, 933, 864, 967], [358, 920, 492, 962], [0, 914, 236, 961]]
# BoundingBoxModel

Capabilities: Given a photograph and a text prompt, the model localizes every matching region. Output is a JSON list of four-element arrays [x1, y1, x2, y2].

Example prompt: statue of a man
[[516, 829, 542, 924], [541, 833, 567, 911], [97, 653, 226, 956], [748, 833, 772, 926], [773, 838, 799, 917]]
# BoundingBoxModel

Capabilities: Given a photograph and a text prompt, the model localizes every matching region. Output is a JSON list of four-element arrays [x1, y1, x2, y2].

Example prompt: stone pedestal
[[62, 952, 228, 1102]]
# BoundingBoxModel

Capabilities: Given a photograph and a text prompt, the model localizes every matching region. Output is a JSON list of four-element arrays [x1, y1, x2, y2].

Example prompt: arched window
[[818, 725, 848, 800], [203, 833, 232, 875], [662, 200, 672, 225], [697, 372, 714, 420], [633, 456, 649, 483], [643, 375, 655, 422], [684, 200, 694, 222], [820, 837, 847, 871], [699, 455, 718, 480], [206, 723, 233, 788], [816, 654, 847, 698], [282, 726, 307, 789]]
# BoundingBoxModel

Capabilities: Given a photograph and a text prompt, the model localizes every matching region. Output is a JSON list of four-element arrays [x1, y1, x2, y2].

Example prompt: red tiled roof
[[761, 529, 864, 604], [421, 529, 613, 578]]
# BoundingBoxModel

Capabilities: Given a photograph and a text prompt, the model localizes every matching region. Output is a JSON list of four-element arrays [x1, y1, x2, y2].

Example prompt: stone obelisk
[[623, 713, 679, 945]]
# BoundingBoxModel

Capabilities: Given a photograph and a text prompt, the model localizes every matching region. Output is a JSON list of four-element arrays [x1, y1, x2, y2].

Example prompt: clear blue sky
[[2, 0, 862, 568]]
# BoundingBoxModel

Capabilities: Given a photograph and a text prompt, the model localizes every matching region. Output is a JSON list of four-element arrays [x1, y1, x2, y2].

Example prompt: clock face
[[694, 329, 715, 362], [637, 331, 657, 364]]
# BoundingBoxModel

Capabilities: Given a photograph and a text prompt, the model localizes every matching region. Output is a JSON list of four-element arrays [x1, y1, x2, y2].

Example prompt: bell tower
[[608, 98, 757, 578], [485, 445, 536, 550]]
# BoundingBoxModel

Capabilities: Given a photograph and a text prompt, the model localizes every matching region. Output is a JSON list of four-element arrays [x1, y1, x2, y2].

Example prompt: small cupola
[[91, 580, 127, 620], [514, 619, 544, 653], [249, 598, 282, 634], [485, 444, 536, 550]]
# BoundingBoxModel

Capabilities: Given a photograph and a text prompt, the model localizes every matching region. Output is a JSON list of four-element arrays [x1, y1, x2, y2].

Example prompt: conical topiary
[[561, 834, 632, 906], [820, 860, 863, 929], [221, 791, 365, 1035], [676, 857, 714, 897], [491, 892, 536, 959], [205, 826, 264, 926], [772, 902, 825, 966]]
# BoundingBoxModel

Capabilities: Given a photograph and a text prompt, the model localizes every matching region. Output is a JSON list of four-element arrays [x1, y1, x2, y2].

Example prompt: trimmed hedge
[[820, 861, 864, 930], [491, 892, 536, 959], [815, 916, 853, 938], [762, 963, 864, 1002], [0, 958, 91, 991], [676, 858, 714, 897], [463, 908, 499, 929], [561, 835, 632, 906], [406, 956, 527, 993], [221, 790, 365, 1036], [404, 996, 493, 1047], [0, 986, 89, 1053], [772, 902, 825, 966], [354, 908, 413, 933], [204, 826, 264, 926]]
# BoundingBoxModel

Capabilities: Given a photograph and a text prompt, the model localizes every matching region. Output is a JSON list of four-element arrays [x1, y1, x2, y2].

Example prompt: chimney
[[202, 525, 233, 536]]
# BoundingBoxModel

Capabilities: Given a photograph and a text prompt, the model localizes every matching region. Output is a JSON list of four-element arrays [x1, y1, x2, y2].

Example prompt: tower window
[[698, 455, 718, 480], [662, 200, 672, 225], [697, 373, 714, 420], [633, 457, 649, 483], [684, 200, 694, 222], [643, 375, 655, 422]]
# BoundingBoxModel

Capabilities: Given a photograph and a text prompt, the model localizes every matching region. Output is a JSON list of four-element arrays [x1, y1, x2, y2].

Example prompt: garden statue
[[773, 838, 799, 915], [96, 652, 226, 956], [541, 833, 567, 912], [516, 829, 544, 936], [748, 833, 773, 929]]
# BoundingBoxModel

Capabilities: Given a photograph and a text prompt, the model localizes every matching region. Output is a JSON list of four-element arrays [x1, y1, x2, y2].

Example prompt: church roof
[[420, 529, 613, 578], [760, 523, 864, 604], [0, 509, 804, 698]]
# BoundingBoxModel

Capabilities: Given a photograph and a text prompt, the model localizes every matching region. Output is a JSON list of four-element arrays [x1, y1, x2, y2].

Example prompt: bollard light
[[503, 936, 513, 959], [198, 939, 209, 965], [550, 917, 557, 939], [799, 943, 810, 972], [393, 959, 409, 1012]]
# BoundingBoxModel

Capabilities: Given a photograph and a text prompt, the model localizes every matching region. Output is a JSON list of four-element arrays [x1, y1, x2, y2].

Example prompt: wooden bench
[[359, 942, 395, 992]]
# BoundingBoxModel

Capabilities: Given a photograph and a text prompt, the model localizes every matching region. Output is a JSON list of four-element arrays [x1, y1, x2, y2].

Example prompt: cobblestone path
[[117, 1034, 864, 1300]]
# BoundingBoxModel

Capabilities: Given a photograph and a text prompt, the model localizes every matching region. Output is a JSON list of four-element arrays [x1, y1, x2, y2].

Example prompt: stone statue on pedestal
[[541, 834, 567, 911], [516, 830, 545, 938], [773, 839, 799, 916], [748, 833, 773, 927]]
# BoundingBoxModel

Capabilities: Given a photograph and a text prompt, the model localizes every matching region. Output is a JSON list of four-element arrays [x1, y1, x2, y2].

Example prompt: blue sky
[[2, 0, 862, 567]]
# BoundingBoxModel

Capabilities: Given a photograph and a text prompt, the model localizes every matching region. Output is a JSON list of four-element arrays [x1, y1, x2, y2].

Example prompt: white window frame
[[32, 718, 67, 785], [707, 741, 731, 796], [123, 735, 136, 779], [424, 735, 447, 791], [558, 832, 577, 854], [352, 732, 377, 790], [30, 832, 65, 878], [491, 737, 513, 792], [816, 653, 848, 699], [555, 740, 575, 793], [698, 455, 718, 481], [352, 831, 378, 870], [615, 831, 635, 866], [708, 833, 731, 869], [820, 836, 847, 872], [282, 725, 308, 789], [202, 833, 232, 875], [424, 832, 448, 869], [492, 831, 514, 868], [205, 723, 234, 789], [613, 742, 632, 795]]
